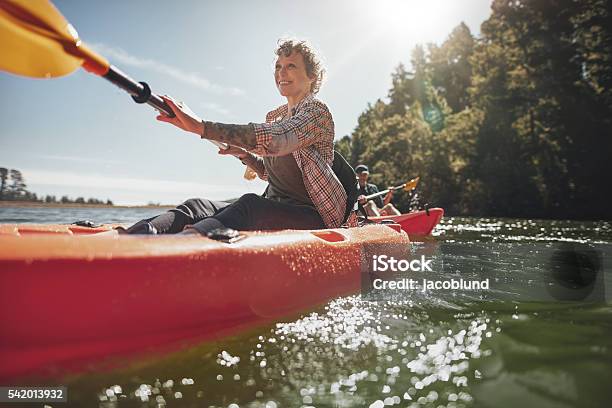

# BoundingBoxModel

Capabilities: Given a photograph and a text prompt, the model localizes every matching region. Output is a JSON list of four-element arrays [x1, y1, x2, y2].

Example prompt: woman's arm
[[203, 122, 258, 150], [217, 145, 267, 180], [202, 101, 334, 156], [240, 153, 267, 180], [157, 95, 333, 156]]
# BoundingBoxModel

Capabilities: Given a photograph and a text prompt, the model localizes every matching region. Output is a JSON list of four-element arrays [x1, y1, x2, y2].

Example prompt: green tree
[[468, 0, 612, 218], [8, 169, 27, 200], [386, 64, 415, 116], [0, 167, 8, 200], [428, 22, 475, 113]]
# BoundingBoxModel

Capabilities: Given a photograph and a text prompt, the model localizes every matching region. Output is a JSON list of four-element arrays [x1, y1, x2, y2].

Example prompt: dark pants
[[126, 193, 325, 235]]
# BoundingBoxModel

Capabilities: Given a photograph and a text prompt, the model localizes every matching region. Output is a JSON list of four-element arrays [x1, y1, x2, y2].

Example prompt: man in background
[[355, 164, 401, 217]]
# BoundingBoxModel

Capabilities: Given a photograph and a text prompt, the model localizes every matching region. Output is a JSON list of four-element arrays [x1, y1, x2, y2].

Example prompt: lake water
[[1, 206, 611, 408], [0, 205, 167, 226]]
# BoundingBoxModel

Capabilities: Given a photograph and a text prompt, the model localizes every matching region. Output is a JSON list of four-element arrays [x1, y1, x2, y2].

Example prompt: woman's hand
[[218, 145, 249, 159], [156, 95, 204, 135]]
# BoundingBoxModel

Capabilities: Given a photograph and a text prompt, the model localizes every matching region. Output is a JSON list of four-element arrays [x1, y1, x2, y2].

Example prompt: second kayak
[[371, 208, 444, 237]]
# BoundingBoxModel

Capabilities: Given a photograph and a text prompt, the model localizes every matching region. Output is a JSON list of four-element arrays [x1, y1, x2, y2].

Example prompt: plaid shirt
[[251, 94, 356, 228]]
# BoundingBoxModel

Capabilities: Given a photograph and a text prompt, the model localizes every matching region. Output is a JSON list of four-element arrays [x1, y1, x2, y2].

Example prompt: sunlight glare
[[369, 0, 457, 43]]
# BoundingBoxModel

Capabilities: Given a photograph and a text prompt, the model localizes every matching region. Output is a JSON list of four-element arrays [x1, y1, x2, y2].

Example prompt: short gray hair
[[275, 38, 325, 94]]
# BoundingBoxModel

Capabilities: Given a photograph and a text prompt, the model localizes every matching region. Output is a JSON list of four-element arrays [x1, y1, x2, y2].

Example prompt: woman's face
[[274, 51, 314, 100]]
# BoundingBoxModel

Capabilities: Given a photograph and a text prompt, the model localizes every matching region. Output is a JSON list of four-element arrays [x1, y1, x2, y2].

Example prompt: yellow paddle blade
[[0, 0, 108, 78], [403, 176, 420, 191], [243, 166, 257, 181]]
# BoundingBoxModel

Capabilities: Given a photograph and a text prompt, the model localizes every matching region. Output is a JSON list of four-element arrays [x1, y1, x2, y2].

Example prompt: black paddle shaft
[[102, 65, 175, 117]]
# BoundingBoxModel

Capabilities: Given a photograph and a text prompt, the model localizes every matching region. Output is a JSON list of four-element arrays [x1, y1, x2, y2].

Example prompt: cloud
[[34, 154, 122, 165], [90, 43, 244, 96], [200, 102, 232, 117]]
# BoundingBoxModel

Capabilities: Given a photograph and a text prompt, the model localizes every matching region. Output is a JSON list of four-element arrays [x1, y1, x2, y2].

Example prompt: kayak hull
[[371, 208, 444, 236], [0, 223, 409, 380]]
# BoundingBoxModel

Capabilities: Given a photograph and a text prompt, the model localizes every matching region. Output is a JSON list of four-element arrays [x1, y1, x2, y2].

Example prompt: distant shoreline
[[0, 201, 174, 209]]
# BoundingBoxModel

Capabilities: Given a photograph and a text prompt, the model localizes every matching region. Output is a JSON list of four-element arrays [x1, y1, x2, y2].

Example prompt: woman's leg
[[126, 198, 230, 234], [188, 193, 325, 235]]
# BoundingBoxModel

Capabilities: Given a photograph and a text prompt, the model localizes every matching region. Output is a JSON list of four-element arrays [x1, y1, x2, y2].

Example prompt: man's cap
[[355, 164, 369, 174]]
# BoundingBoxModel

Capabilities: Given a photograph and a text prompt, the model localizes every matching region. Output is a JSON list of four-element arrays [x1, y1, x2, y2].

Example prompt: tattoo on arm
[[202, 121, 257, 149]]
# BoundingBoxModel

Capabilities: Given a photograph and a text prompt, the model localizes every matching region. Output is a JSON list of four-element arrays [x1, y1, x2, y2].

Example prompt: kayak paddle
[[364, 177, 420, 202], [0, 0, 228, 149]]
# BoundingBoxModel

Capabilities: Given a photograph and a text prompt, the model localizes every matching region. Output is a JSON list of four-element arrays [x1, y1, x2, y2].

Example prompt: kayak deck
[[0, 223, 409, 380]]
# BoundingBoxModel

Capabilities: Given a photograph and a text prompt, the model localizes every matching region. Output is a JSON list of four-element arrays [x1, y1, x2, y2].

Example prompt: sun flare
[[368, 0, 457, 43]]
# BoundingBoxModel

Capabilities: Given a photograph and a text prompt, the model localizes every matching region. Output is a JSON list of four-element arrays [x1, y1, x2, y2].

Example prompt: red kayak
[[0, 223, 409, 380], [371, 208, 444, 236]]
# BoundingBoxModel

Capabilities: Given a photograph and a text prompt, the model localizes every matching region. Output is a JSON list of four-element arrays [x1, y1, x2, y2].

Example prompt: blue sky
[[0, 0, 492, 205]]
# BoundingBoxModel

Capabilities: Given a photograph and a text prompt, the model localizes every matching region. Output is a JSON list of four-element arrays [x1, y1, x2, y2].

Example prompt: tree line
[[336, 0, 611, 220], [0, 167, 113, 205]]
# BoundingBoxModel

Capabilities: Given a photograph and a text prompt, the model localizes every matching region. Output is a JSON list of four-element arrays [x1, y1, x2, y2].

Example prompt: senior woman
[[123, 39, 353, 235]]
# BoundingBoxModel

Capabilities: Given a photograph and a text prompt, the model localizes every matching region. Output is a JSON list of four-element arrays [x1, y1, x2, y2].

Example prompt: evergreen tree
[[8, 169, 27, 200], [0, 168, 7, 200], [428, 22, 475, 113]]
